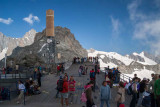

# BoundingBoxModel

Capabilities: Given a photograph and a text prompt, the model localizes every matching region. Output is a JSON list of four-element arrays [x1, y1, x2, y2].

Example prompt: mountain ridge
[[0, 29, 36, 57]]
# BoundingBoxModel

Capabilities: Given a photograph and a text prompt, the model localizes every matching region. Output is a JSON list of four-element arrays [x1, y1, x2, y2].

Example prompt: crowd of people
[[104, 66, 121, 88], [56, 73, 76, 107], [16, 68, 42, 104], [73, 57, 87, 64], [123, 73, 160, 107], [78, 65, 88, 76], [6, 56, 160, 107]]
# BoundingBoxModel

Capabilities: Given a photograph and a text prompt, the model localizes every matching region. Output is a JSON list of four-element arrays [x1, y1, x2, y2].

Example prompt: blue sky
[[0, 0, 160, 55]]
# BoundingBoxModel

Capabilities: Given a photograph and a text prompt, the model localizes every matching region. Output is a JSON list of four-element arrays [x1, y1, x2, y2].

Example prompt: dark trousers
[[130, 92, 137, 107], [156, 95, 160, 107], [117, 102, 120, 107], [86, 100, 94, 107], [150, 93, 155, 107], [56, 90, 59, 98], [38, 78, 41, 87], [91, 79, 95, 92]]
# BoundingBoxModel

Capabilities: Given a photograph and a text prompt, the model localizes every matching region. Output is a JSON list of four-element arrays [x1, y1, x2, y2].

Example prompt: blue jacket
[[100, 85, 111, 100]]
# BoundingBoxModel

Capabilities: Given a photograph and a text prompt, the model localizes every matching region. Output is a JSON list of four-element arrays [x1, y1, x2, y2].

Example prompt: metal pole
[[4, 54, 7, 68], [54, 37, 56, 75], [24, 91, 25, 105]]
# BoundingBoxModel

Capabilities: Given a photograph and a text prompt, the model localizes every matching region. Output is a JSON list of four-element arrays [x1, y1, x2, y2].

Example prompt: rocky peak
[[0, 29, 37, 57], [88, 48, 96, 53], [5, 26, 87, 67]]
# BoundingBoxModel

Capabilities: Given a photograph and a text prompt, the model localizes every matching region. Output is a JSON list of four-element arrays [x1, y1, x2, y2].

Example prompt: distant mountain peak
[[0, 29, 37, 57], [88, 48, 96, 53]]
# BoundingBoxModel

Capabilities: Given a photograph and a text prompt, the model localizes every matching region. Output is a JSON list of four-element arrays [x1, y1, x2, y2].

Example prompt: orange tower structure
[[46, 9, 54, 36]]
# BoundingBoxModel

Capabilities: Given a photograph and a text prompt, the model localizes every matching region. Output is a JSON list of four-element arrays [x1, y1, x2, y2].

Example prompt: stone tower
[[46, 9, 54, 36]]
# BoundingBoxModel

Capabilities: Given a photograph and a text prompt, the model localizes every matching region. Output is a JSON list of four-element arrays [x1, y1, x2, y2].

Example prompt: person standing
[[78, 66, 82, 77], [90, 69, 96, 91], [37, 71, 42, 87], [56, 76, 63, 98], [148, 73, 156, 107], [154, 74, 160, 107], [100, 81, 111, 107], [34, 67, 37, 80], [108, 70, 113, 88], [85, 81, 94, 107], [94, 64, 98, 74], [57, 65, 60, 76], [68, 76, 76, 104], [25, 80, 30, 95], [17, 80, 25, 104], [60, 76, 69, 107], [85, 65, 88, 75], [137, 78, 147, 107], [115, 82, 125, 107], [130, 77, 139, 107]]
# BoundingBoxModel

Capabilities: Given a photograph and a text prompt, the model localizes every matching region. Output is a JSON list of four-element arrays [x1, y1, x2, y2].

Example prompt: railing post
[[23, 91, 25, 105], [123, 74, 124, 82], [5, 72, 6, 79]]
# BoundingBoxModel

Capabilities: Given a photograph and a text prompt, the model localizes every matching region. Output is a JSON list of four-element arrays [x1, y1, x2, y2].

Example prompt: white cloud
[[110, 16, 120, 37], [23, 14, 40, 25], [127, 0, 145, 21], [128, 0, 160, 55], [0, 18, 13, 24]]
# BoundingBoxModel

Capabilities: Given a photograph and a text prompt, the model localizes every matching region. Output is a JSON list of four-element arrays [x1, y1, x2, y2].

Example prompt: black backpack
[[127, 83, 133, 95], [57, 79, 64, 91], [139, 82, 146, 93]]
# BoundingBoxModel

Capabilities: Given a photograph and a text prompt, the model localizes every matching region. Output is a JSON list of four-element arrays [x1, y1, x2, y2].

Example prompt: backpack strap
[[117, 92, 122, 96]]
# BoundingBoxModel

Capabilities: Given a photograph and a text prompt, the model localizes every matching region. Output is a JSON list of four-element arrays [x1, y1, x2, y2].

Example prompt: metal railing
[[120, 73, 132, 82], [0, 68, 33, 80], [100, 67, 133, 82], [0, 73, 30, 80]]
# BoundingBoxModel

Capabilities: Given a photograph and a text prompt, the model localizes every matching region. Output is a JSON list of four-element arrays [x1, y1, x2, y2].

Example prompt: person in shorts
[[68, 76, 76, 104], [60, 76, 69, 107]]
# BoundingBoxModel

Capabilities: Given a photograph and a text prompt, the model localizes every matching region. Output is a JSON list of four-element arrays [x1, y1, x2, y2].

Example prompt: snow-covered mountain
[[0, 29, 36, 60], [88, 48, 160, 80], [88, 48, 157, 67]]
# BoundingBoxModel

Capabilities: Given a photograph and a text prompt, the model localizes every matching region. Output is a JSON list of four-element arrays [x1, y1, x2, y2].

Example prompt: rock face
[[0, 29, 37, 56], [6, 26, 87, 67]]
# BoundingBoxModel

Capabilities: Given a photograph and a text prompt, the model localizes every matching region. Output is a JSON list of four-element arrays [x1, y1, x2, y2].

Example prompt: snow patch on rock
[[0, 48, 8, 60]]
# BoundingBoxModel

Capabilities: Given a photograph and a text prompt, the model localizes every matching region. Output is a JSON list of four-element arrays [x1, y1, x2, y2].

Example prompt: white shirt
[[18, 84, 25, 91]]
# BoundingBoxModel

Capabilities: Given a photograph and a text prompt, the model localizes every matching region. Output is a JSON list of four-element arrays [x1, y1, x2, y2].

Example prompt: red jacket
[[69, 80, 76, 91], [57, 66, 60, 71], [60, 80, 68, 93], [90, 70, 95, 80]]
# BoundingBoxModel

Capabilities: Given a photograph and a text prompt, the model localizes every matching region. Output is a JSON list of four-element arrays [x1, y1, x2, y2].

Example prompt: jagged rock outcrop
[[0, 29, 36, 56], [6, 26, 87, 67]]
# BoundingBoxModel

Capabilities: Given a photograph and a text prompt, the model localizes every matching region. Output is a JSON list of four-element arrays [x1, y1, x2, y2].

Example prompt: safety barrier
[[120, 73, 132, 82]]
